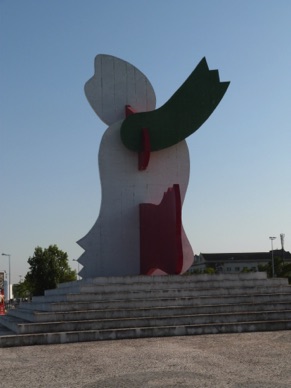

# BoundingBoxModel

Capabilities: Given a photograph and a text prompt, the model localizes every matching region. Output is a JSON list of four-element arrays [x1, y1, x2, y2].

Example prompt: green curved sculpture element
[[120, 57, 230, 152]]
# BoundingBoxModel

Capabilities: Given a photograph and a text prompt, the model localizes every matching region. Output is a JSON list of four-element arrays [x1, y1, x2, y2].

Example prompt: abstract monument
[[77, 55, 229, 278]]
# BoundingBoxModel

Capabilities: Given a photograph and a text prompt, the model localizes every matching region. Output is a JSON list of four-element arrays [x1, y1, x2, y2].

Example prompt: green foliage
[[12, 279, 30, 299], [241, 267, 252, 273], [203, 267, 216, 275], [25, 245, 77, 296], [258, 264, 268, 272], [258, 256, 291, 281], [185, 266, 218, 275]]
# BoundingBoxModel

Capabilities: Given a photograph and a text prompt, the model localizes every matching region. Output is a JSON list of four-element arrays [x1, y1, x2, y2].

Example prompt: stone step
[[44, 277, 287, 296], [56, 272, 268, 290], [1, 319, 291, 348], [8, 301, 291, 323], [32, 285, 291, 304], [1, 273, 291, 348], [4, 310, 291, 335], [17, 291, 291, 313], [0, 323, 15, 337]]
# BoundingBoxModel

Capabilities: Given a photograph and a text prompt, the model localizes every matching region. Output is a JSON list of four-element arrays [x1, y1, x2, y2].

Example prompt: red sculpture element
[[125, 105, 136, 117], [139, 184, 183, 275], [125, 105, 151, 170], [138, 128, 151, 170], [0, 289, 5, 315]]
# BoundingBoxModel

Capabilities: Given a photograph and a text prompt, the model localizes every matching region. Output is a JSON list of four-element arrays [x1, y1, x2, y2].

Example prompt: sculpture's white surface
[[84, 55, 156, 126], [78, 55, 193, 278]]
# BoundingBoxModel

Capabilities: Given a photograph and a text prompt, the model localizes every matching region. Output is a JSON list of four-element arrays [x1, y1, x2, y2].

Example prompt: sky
[[1, 0, 291, 284]]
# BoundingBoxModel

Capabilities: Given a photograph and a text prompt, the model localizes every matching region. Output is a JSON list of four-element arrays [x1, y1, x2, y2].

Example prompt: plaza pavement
[[1, 331, 291, 387]]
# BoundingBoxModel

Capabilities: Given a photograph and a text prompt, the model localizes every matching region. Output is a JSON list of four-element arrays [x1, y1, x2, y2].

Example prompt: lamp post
[[269, 237, 276, 277], [73, 259, 80, 280], [1, 253, 11, 301]]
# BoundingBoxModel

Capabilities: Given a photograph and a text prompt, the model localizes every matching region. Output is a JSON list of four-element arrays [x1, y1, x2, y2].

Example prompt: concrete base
[[1, 273, 291, 347]]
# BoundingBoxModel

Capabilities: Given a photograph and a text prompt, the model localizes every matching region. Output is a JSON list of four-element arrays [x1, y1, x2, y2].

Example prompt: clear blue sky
[[1, 0, 291, 283]]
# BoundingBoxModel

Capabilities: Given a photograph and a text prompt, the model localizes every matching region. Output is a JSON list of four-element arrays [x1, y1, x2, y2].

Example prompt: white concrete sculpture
[[77, 54, 194, 278]]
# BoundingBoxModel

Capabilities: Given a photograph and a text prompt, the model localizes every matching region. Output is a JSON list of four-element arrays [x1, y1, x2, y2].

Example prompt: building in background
[[189, 250, 291, 274]]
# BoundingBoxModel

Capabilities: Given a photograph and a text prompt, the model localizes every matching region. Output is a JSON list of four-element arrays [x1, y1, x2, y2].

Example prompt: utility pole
[[269, 237, 276, 278], [1, 253, 11, 301], [280, 233, 285, 263]]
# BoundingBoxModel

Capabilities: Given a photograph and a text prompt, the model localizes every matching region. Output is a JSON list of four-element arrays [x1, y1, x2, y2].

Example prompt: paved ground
[[1, 331, 291, 387]]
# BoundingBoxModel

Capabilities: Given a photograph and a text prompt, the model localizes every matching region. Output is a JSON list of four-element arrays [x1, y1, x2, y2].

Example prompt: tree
[[204, 266, 216, 275], [13, 279, 30, 300], [258, 256, 291, 282], [25, 245, 77, 296]]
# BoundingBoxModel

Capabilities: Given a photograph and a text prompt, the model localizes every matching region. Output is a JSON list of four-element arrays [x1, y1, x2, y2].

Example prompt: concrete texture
[[77, 119, 192, 278], [78, 53, 194, 279], [2, 274, 291, 348], [1, 331, 291, 387]]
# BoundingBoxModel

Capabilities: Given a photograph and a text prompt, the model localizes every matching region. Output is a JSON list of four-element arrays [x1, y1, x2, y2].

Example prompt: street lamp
[[1, 253, 11, 301], [269, 237, 276, 277], [73, 259, 80, 280]]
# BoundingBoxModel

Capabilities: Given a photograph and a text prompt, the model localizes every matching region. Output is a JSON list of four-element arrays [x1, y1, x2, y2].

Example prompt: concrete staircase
[[1, 272, 291, 347]]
